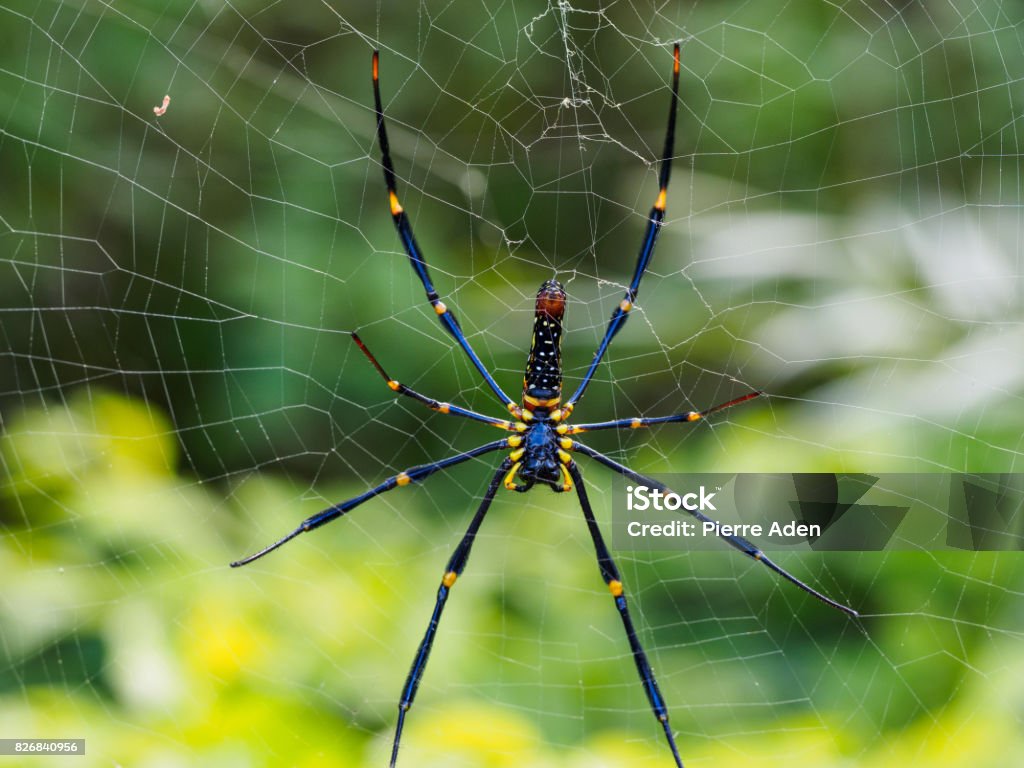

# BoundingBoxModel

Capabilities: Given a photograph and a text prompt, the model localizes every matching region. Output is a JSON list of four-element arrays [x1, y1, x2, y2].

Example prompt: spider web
[[2, 1, 1024, 766]]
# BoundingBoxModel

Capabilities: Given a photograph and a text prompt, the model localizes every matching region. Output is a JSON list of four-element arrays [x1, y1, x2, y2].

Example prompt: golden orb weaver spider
[[232, 44, 858, 768]]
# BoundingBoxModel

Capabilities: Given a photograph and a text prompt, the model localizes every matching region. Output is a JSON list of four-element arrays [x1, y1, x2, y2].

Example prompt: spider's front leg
[[389, 458, 512, 767], [568, 461, 686, 768], [570, 440, 859, 617], [230, 438, 512, 567]]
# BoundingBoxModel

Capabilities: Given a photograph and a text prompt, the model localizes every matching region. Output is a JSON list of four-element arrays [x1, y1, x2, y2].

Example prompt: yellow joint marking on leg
[[686, 412, 702, 422], [620, 299, 632, 312], [442, 571, 457, 587], [503, 461, 522, 490], [555, 423, 569, 435], [560, 463, 572, 492], [557, 449, 572, 465], [509, 447, 526, 462], [654, 188, 667, 211], [549, 409, 564, 422], [433, 301, 447, 315], [387, 380, 400, 391], [520, 409, 534, 422], [559, 437, 573, 451], [396, 472, 411, 486], [514, 421, 529, 432], [609, 580, 624, 597], [562, 403, 574, 418], [630, 418, 643, 429], [389, 191, 404, 215], [438, 403, 451, 414], [507, 435, 523, 448]]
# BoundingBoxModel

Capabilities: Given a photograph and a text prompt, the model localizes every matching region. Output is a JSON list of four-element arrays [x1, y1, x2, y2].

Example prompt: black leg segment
[[568, 462, 686, 768], [390, 458, 513, 767]]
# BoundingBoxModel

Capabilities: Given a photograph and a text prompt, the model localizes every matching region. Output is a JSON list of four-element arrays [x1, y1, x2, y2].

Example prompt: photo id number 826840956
[[0, 739, 84, 755]]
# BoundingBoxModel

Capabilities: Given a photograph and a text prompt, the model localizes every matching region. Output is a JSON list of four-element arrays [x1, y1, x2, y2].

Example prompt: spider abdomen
[[523, 280, 566, 411]]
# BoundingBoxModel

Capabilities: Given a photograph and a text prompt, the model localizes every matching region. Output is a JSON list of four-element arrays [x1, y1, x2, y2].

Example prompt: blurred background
[[2, 0, 1023, 766]]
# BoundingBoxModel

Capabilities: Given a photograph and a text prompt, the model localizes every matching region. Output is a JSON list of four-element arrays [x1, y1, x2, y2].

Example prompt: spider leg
[[563, 391, 760, 435], [569, 441, 858, 617], [230, 439, 511, 567], [390, 457, 513, 768], [563, 43, 681, 417], [351, 333, 521, 431], [567, 461, 685, 768], [372, 51, 521, 417]]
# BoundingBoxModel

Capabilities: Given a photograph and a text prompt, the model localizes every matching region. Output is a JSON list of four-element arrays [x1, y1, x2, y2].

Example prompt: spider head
[[518, 453, 563, 490], [511, 421, 567, 492]]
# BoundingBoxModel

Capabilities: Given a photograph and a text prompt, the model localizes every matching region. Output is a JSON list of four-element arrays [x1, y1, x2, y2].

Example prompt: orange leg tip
[[372, 51, 379, 81], [673, 44, 680, 75]]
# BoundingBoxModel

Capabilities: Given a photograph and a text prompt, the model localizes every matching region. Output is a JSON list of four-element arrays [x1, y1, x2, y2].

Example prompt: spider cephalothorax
[[232, 45, 857, 768]]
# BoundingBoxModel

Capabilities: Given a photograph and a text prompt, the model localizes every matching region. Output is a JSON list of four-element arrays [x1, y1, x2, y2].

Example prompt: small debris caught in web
[[153, 95, 170, 117]]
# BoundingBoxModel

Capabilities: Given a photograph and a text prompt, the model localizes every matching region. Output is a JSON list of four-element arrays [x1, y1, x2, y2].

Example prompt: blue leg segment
[[567, 462, 685, 767], [389, 458, 512, 767]]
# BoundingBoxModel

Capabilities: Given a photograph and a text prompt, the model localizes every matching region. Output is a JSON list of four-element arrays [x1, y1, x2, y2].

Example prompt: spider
[[232, 44, 858, 768]]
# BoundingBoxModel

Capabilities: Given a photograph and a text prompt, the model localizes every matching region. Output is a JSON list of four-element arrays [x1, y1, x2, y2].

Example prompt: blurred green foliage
[[2, 0, 1023, 766]]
